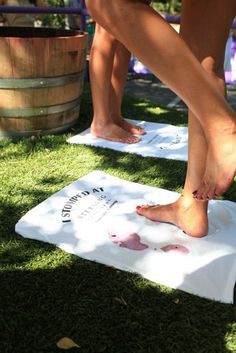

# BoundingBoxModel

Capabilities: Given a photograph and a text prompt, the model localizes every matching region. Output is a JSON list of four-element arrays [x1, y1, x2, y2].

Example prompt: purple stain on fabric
[[109, 232, 149, 251], [160, 244, 189, 254]]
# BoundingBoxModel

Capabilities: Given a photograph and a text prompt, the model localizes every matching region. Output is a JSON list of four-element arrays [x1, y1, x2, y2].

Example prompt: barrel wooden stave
[[0, 27, 88, 138], [0, 107, 80, 134], [0, 80, 84, 108]]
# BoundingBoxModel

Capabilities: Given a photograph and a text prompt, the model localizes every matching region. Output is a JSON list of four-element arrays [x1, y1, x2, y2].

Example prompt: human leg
[[90, 24, 141, 143], [86, 0, 236, 197], [137, 114, 209, 237], [109, 0, 151, 135], [181, 0, 236, 200], [136, 115, 209, 237], [137, 0, 236, 236], [109, 41, 145, 135]]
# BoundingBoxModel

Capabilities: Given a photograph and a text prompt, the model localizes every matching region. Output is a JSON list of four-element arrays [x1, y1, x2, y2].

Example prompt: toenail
[[136, 205, 141, 210]]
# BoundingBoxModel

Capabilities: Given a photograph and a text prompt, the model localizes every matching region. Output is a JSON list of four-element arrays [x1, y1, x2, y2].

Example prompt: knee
[[85, 0, 98, 18], [85, 0, 96, 11], [201, 56, 225, 80], [86, 0, 151, 35], [85, 0, 119, 30], [85, 0, 105, 20], [201, 56, 226, 93], [86, 0, 150, 20], [181, 37, 225, 79]]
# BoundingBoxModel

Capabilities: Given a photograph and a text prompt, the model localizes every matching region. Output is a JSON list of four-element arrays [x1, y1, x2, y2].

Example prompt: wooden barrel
[[0, 27, 88, 138]]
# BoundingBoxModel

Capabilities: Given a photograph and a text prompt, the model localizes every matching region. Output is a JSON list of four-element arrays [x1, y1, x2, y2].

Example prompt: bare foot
[[91, 121, 140, 144], [113, 116, 146, 135], [136, 196, 208, 237], [193, 125, 236, 200]]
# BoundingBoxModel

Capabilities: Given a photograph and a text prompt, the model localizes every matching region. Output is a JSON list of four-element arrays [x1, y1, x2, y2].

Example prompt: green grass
[[0, 84, 236, 353]]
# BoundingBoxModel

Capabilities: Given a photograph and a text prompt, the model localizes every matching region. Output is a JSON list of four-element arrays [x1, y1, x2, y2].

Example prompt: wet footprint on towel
[[160, 244, 189, 254], [108, 232, 149, 251], [108, 230, 189, 254]]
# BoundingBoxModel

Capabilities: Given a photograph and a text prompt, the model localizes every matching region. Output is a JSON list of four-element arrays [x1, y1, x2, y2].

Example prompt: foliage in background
[[41, 0, 66, 28], [152, 0, 181, 14]]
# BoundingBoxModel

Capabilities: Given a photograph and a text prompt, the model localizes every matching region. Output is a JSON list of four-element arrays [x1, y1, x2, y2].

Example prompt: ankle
[[91, 118, 113, 129], [178, 193, 208, 210], [111, 113, 124, 122]]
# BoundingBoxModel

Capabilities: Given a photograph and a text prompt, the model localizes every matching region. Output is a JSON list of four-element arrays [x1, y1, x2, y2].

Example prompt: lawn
[[0, 83, 236, 353]]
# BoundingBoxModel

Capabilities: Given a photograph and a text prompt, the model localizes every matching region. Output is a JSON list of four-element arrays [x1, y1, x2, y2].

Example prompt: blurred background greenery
[[152, 0, 181, 14], [41, 0, 66, 28]]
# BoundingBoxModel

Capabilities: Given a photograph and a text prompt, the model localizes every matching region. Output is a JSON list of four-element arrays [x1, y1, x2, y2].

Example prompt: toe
[[136, 204, 149, 215], [193, 181, 214, 200], [192, 183, 205, 200], [135, 127, 146, 135], [200, 184, 215, 200], [126, 135, 141, 144]]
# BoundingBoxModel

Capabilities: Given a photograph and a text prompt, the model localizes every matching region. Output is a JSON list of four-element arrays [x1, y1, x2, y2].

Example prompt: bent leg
[[181, 0, 235, 199], [86, 0, 230, 119], [137, 0, 236, 236], [186, 1, 236, 199], [86, 0, 236, 197], [90, 24, 140, 143]]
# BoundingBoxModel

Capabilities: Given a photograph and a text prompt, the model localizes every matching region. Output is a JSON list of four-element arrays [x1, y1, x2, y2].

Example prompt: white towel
[[67, 120, 188, 161], [15, 171, 236, 303]]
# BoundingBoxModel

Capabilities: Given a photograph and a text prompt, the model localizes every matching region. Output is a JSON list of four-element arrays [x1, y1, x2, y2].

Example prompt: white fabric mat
[[67, 120, 188, 161], [15, 171, 236, 303]]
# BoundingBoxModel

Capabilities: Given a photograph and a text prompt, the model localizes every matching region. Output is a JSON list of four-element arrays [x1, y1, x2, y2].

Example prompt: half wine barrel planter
[[0, 27, 88, 138]]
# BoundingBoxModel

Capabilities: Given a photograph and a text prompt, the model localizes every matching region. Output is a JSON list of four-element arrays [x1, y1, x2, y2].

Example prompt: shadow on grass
[[0, 135, 68, 160], [0, 158, 235, 353], [1, 259, 235, 353], [84, 145, 187, 191], [1, 188, 235, 353], [0, 144, 235, 352], [0, 84, 235, 353], [70, 83, 188, 137], [122, 95, 188, 126]]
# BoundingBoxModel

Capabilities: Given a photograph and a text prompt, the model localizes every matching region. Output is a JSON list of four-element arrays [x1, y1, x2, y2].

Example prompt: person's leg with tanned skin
[[90, 24, 145, 143], [137, 0, 236, 237], [109, 40, 146, 136], [85, 0, 236, 199]]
